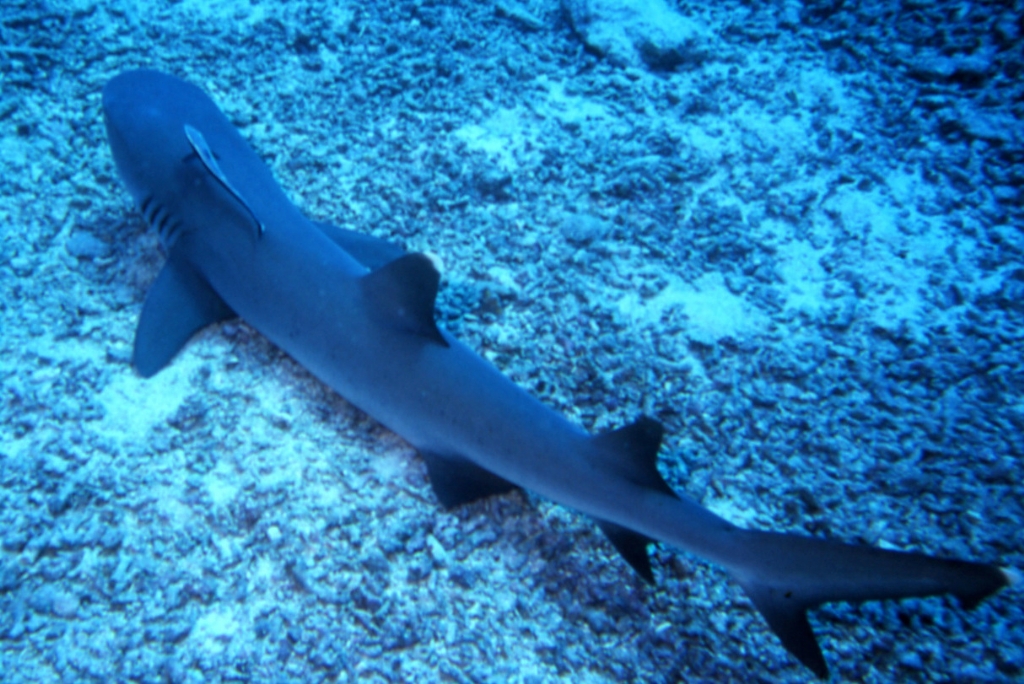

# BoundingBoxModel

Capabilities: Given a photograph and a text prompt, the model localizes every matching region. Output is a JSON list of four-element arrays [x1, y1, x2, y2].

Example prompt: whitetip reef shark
[[102, 69, 1017, 678]]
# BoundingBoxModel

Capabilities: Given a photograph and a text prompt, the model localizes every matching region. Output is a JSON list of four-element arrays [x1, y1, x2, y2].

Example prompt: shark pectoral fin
[[312, 221, 406, 270], [420, 450, 518, 508], [739, 580, 827, 678], [133, 251, 235, 377], [596, 519, 655, 583], [360, 253, 449, 347], [590, 416, 675, 496]]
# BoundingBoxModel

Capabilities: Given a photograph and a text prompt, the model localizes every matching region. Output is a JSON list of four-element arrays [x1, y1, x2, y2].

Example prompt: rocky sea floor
[[1, 0, 1023, 681]]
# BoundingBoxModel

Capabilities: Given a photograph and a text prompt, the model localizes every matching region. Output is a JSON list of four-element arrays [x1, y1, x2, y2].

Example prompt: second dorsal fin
[[590, 416, 673, 496], [588, 417, 672, 582], [359, 253, 449, 347]]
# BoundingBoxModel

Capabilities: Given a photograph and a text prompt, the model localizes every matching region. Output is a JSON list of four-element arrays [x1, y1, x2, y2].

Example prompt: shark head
[[102, 70, 262, 249], [102, 70, 198, 248]]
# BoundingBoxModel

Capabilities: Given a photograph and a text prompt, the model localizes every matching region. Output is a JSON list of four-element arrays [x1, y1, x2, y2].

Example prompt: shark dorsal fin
[[183, 124, 264, 238], [590, 417, 673, 496], [360, 253, 449, 347]]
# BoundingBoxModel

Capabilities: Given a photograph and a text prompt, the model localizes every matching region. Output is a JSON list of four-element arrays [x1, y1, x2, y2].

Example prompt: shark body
[[102, 69, 1013, 678]]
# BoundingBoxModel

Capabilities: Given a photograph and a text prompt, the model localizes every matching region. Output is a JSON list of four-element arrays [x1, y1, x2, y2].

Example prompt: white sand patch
[[676, 61, 858, 157], [95, 349, 205, 443], [793, 65, 862, 119], [207, 459, 240, 507], [739, 108, 814, 158], [538, 78, 616, 127], [168, 0, 259, 20], [775, 233, 829, 315], [1, 134, 33, 176], [370, 448, 411, 486], [189, 605, 242, 655], [154, 493, 193, 528], [246, 556, 279, 598], [453, 107, 536, 171], [821, 174, 950, 326], [252, 444, 305, 489], [567, 0, 708, 69], [116, 0, 354, 28], [616, 272, 768, 342], [452, 77, 628, 171], [685, 125, 732, 161]]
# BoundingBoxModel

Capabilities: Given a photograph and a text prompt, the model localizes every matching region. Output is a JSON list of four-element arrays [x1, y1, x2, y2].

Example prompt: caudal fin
[[732, 530, 1012, 678]]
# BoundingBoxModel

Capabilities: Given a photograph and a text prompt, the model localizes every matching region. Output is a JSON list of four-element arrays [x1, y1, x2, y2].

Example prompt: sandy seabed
[[1, 0, 1022, 682]]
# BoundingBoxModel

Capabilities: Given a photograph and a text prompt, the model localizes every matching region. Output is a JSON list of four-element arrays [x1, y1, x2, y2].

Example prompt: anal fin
[[596, 519, 656, 583], [420, 450, 518, 508], [133, 250, 235, 377]]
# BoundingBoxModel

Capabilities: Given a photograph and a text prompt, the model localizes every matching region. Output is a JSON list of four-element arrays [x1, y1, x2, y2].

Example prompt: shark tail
[[729, 530, 1013, 678], [587, 417, 1013, 678]]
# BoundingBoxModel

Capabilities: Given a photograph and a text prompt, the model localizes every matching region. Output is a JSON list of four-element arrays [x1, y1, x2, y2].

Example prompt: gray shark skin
[[102, 69, 1014, 679]]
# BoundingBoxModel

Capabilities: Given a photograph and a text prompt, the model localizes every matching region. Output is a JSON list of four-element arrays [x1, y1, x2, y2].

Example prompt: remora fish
[[102, 69, 1016, 678]]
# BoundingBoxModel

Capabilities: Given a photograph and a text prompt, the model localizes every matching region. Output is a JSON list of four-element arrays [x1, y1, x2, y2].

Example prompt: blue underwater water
[[1, 0, 1023, 682]]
